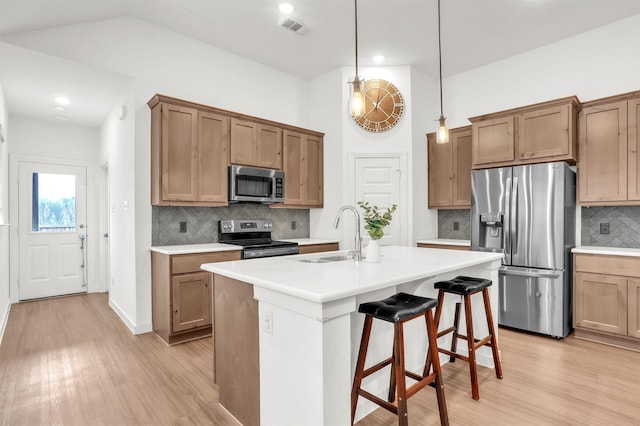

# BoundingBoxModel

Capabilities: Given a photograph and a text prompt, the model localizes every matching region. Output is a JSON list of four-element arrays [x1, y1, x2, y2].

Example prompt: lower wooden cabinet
[[151, 250, 241, 344], [298, 242, 339, 254], [573, 253, 640, 350]]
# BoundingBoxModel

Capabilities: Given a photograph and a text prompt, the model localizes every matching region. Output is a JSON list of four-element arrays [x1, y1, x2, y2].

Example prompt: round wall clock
[[354, 79, 405, 132]]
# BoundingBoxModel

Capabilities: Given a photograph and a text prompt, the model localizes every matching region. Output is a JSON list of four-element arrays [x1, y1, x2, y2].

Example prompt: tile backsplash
[[437, 209, 471, 240], [152, 204, 310, 246], [581, 206, 640, 248]]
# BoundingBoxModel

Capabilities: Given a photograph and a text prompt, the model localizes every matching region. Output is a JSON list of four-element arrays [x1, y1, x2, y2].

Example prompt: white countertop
[[280, 238, 339, 245], [150, 243, 242, 255], [201, 246, 503, 304], [572, 246, 640, 257], [416, 239, 470, 246]]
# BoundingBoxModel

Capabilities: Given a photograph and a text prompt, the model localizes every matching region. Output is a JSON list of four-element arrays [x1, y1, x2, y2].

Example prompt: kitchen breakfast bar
[[201, 246, 503, 426]]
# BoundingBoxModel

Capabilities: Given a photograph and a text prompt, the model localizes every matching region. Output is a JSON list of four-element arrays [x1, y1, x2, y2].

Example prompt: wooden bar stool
[[351, 292, 449, 426], [426, 275, 503, 400]]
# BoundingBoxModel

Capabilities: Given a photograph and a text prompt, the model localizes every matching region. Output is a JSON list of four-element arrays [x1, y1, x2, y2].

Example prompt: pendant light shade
[[435, 0, 449, 144], [349, 0, 365, 118]]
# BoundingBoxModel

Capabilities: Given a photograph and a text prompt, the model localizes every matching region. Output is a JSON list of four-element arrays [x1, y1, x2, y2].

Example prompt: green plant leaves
[[357, 201, 397, 240]]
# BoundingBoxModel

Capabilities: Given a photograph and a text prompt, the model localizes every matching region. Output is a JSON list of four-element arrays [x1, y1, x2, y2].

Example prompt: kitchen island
[[201, 246, 503, 426]]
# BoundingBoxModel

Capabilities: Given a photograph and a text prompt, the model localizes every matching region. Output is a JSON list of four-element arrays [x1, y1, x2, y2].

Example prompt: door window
[[31, 172, 76, 232]]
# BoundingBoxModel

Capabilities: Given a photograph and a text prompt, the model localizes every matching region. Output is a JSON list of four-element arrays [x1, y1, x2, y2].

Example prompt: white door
[[355, 157, 401, 246], [18, 161, 88, 300]]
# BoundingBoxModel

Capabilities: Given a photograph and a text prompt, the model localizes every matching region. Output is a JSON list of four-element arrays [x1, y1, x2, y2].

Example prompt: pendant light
[[349, 0, 365, 118], [436, 0, 449, 144]]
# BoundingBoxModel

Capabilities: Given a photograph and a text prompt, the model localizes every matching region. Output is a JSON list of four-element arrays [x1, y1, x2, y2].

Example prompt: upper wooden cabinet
[[428, 126, 472, 209], [149, 94, 324, 207], [577, 92, 640, 205], [150, 97, 230, 206], [230, 119, 282, 170], [469, 96, 580, 169], [275, 130, 324, 208]]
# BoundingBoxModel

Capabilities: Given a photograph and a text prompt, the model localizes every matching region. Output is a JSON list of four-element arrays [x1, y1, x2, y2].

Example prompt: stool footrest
[[358, 389, 398, 415], [362, 357, 393, 379], [439, 348, 470, 363], [406, 372, 439, 400]]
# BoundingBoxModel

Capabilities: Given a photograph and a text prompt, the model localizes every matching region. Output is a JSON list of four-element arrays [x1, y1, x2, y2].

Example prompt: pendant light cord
[[354, 0, 359, 77], [437, 0, 444, 117]]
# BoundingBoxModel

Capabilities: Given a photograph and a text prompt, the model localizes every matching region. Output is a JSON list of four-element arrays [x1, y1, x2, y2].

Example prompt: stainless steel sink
[[296, 253, 356, 263]]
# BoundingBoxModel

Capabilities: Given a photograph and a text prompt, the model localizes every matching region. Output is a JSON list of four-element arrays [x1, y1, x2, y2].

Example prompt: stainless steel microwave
[[228, 165, 284, 204]]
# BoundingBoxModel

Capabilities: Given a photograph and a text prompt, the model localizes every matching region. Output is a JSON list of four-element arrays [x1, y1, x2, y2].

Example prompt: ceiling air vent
[[279, 17, 305, 34]]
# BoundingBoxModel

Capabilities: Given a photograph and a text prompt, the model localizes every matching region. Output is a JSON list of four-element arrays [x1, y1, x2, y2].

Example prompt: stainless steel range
[[218, 219, 299, 259]]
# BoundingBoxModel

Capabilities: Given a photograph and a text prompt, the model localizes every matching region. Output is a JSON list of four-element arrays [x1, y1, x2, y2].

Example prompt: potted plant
[[357, 201, 397, 262]]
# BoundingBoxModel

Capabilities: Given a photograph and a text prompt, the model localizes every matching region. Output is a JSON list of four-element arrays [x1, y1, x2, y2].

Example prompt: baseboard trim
[[108, 298, 153, 335], [0, 300, 11, 346]]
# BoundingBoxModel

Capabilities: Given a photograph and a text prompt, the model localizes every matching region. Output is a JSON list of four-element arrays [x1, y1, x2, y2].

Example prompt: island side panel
[[213, 275, 260, 426]]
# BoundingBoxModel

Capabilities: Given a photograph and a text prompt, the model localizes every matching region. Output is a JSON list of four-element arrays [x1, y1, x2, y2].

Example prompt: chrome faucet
[[333, 205, 362, 261]]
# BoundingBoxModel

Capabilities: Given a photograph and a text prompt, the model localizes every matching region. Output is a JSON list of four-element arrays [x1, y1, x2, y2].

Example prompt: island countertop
[[201, 246, 503, 304]]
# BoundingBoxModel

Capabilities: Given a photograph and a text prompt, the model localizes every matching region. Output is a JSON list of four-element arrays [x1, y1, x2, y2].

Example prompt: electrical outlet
[[179, 221, 187, 233], [263, 310, 274, 334], [291, 221, 296, 230], [600, 222, 610, 234], [453, 221, 459, 231]]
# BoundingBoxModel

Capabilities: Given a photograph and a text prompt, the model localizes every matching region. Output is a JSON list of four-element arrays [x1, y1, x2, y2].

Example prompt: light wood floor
[[1, 293, 639, 425]]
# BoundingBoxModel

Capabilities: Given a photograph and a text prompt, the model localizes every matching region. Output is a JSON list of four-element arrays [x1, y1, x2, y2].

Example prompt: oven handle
[[243, 246, 299, 259]]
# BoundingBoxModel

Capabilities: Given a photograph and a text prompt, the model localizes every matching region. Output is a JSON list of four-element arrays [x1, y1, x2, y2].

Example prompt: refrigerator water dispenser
[[478, 212, 503, 249]]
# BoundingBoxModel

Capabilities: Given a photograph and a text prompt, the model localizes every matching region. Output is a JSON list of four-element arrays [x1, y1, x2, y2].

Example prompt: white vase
[[365, 239, 381, 263]]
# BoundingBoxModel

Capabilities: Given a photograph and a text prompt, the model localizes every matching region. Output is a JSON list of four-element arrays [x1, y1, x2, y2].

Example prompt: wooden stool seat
[[427, 276, 503, 400], [351, 292, 449, 426]]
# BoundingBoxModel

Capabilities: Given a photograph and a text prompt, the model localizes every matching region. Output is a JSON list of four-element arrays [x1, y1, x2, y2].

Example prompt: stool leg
[[388, 334, 397, 403], [463, 294, 479, 400], [393, 322, 409, 426], [351, 316, 373, 425], [426, 309, 449, 426], [423, 290, 446, 377], [449, 301, 461, 363], [482, 288, 503, 379]]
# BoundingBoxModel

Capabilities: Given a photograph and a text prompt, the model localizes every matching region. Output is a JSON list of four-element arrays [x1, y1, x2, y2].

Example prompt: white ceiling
[[1, 0, 639, 126]]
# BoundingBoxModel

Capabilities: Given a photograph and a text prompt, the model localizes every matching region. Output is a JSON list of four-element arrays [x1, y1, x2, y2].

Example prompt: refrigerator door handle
[[504, 177, 512, 255], [511, 176, 518, 254], [500, 268, 561, 279]]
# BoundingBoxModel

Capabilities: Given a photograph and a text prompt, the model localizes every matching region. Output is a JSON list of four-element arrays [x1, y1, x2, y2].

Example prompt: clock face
[[354, 79, 405, 132]]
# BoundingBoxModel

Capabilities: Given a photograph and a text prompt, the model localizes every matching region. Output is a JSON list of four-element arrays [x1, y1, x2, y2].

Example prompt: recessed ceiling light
[[279, 3, 294, 14], [373, 55, 385, 64], [55, 115, 70, 121], [55, 96, 70, 105], [55, 106, 65, 111]]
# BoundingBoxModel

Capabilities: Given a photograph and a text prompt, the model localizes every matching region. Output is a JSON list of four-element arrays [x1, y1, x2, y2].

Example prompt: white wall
[[6, 115, 102, 304], [0, 83, 10, 344], [99, 86, 140, 332], [444, 13, 640, 125]]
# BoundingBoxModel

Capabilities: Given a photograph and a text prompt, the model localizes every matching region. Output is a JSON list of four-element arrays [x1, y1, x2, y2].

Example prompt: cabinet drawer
[[298, 243, 339, 255], [172, 251, 241, 274], [574, 253, 640, 276], [417, 243, 470, 251]]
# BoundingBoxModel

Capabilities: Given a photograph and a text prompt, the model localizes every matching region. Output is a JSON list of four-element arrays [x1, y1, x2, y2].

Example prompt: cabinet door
[[472, 115, 515, 166], [627, 98, 640, 201], [452, 128, 472, 207], [172, 272, 212, 333], [230, 118, 258, 166], [198, 111, 229, 203], [161, 104, 198, 201], [427, 133, 453, 208], [282, 130, 304, 205], [304, 134, 324, 207], [628, 279, 640, 338], [257, 124, 282, 170], [518, 104, 572, 161], [575, 272, 627, 336], [578, 101, 627, 203]]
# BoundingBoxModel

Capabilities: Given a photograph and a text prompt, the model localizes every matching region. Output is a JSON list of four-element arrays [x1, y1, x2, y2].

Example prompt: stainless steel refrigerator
[[471, 161, 575, 338]]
